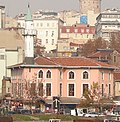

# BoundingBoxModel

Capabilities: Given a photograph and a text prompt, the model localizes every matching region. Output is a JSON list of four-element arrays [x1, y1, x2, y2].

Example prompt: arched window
[[46, 70, 51, 78], [69, 71, 74, 79], [38, 70, 43, 78], [83, 71, 88, 79]]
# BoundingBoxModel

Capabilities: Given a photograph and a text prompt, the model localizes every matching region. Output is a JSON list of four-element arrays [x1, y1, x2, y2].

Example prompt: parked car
[[18, 109, 32, 114], [84, 112, 99, 117], [7, 111, 17, 116]]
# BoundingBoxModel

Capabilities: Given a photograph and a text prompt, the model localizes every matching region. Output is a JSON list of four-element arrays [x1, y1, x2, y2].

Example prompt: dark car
[[7, 111, 17, 115], [19, 109, 32, 114]]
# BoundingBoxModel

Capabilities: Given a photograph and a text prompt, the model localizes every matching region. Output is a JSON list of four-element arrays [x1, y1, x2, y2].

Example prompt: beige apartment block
[[58, 10, 80, 26], [59, 24, 95, 44], [0, 29, 24, 96], [5, 16, 18, 28]]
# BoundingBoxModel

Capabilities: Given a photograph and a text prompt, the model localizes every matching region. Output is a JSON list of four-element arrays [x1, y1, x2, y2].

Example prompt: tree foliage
[[109, 31, 120, 52], [78, 82, 99, 108], [81, 37, 108, 57]]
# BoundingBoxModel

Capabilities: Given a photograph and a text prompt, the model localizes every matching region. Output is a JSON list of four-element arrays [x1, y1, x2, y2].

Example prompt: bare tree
[[81, 38, 108, 57], [109, 31, 120, 52]]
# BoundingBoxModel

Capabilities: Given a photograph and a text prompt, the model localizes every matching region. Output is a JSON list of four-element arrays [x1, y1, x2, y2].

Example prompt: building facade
[[59, 24, 95, 44], [17, 16, 64, 52], [87, 49, 120, 67], [96, 9, 120, 41], [9, 57, 115, 104]]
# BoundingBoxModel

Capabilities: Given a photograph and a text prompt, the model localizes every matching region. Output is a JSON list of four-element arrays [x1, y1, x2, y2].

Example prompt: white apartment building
[[34, 17, 64, 52], [17, 11, 64, 52], [96, 9, 120, 41]]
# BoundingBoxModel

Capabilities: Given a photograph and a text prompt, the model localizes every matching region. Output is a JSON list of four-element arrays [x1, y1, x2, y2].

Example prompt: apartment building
[[17, 12, 64, 52], [96, 9, 120, 41], [59, 24, 95, 44]]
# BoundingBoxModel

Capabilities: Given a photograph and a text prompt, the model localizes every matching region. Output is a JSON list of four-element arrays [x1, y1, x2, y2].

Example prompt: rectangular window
[[0, 55, 5, 60], [66, 29, 70, 33], [109, 84, 111, 95], [74, 29, 78, 33], [38, 83, 43, 96], [114, 56, 117, 62], [118, 83, 120, 91], [60, 83, 62, 96], [68, 84, 74, 96], [47, 23, 49, 27], [40, 23, 43, 27], [52, 39, 54, 45], [29, 68, 31, 72], [46, 39, 48, 44], [109, 72, 111, 81], [46, 83, 51, 96], [8, 88, 10, 92], [30, 83, 36, 97], [46, 31, 48, 36], [102, 72, 104, 80], [102, 84, 104, 96], [83, 84, 88, 95], [51, 31, 54, 37]]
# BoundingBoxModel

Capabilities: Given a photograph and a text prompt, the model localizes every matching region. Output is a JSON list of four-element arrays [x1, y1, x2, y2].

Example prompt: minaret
[[22, 4, 36, 64]]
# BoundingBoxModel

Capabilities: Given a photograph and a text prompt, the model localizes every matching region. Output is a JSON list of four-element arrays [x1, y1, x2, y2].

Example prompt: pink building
[[9, 56, 115, 108]]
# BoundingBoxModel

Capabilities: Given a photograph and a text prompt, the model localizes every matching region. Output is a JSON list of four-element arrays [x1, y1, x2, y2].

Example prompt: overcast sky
[[0, 0, 120, 17]]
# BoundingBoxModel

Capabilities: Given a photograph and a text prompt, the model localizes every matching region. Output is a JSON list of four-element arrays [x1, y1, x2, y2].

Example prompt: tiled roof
[[50, 57, 114, 68], [34, 57, 115, 69], [35, 56, 57, 65], [88, 51, 112, 58], [9, 56, 115, 69]]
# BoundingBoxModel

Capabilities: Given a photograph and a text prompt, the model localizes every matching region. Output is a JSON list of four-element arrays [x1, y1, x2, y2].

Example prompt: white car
[[84, 112, 99, 117]]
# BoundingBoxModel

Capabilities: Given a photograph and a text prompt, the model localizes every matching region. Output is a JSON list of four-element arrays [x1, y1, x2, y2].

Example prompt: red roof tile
[[35, 56, 56, 65], [50, 57, 114, 68], [9, 57, 115, 69], [88, 51, 112, 58]]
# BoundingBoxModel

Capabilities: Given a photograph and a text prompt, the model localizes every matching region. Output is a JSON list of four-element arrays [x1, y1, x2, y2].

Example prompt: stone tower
[[79, 0, 101, 15]]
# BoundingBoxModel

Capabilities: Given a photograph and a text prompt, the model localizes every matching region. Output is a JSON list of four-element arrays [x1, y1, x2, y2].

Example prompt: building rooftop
[[9, 56, 116, 70]]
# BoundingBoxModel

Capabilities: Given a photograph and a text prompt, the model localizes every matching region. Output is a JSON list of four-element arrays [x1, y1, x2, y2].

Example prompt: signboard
[[53, 96, 60, 110], [80, 16, 87, 24]]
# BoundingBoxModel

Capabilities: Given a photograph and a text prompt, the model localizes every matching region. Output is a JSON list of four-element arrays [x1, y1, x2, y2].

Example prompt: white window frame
[[37, 69, 44, 79], [81, 83, 90, 97], [67, 83, 76, 97], [81, 70, 90, 80], [46, 69, 52, 79], [67, 70, 76, 80], [45, 82, 52, 97]]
